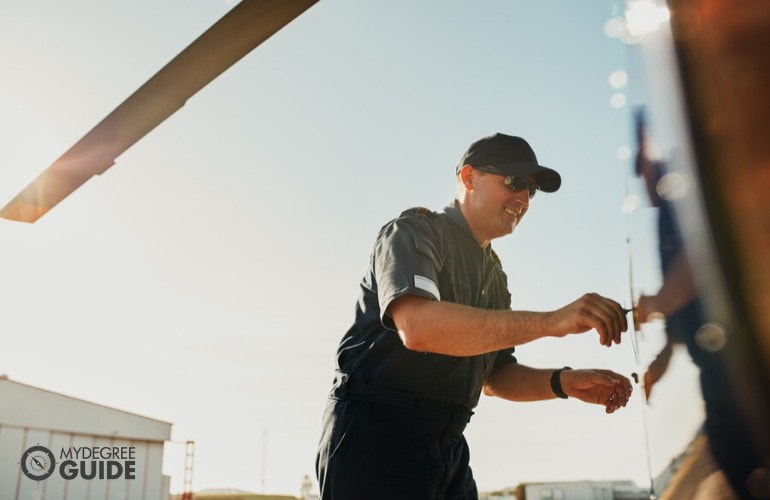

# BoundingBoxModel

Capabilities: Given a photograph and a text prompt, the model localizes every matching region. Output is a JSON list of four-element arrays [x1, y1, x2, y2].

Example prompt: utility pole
[[181, 440, 195, 500]]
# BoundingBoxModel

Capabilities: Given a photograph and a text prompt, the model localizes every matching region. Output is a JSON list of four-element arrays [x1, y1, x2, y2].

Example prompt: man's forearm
[[485, 363, 634, 412], [483, 363, 555, 401], [390, 295, 553, 356], [390, 291, 627, 355]]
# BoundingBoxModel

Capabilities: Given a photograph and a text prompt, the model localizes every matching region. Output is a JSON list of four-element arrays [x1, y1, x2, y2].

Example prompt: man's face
[[464, 166, 533, 244]]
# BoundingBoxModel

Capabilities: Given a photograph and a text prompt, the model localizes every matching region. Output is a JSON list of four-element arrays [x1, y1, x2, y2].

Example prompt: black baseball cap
[[457, 133, 562, 193]]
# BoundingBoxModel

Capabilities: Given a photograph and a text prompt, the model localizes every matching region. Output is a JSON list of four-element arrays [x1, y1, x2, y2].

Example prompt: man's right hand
[[550, 293, 628, 347]]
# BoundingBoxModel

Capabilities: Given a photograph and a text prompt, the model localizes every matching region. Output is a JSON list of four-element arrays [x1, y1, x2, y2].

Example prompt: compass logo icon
[[20, 445, 56, 481]]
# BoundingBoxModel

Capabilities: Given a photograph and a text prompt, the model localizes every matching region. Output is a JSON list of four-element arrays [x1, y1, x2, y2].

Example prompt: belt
[[331, 372, 474, 422], [332, 372, 416, 409]]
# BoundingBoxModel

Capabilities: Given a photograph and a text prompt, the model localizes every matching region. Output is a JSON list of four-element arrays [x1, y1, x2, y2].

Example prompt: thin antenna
[[261, 428, 268, 493]]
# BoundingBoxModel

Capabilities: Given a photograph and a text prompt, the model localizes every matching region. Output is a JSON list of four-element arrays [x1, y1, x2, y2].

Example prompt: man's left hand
[[561, 368, 633, 413]]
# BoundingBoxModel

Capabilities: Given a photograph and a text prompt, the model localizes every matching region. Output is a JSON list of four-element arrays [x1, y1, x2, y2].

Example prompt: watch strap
[[550, 366, 572, 399]]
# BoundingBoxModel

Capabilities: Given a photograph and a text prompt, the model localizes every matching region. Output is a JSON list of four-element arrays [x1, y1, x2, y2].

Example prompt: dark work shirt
[[657, 194, 708, 364], [335, 201, 517, 410]]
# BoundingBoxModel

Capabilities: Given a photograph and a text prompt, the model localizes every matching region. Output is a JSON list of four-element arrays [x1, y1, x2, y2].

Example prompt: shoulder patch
[[399, 206, 436, 218]]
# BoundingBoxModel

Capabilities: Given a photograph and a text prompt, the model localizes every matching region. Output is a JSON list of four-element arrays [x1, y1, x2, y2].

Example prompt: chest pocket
[[480, 267, 512, 310], [412, 231, 467, 304]]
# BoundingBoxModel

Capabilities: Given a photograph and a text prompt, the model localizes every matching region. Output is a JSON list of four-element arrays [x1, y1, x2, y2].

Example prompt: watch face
[[21, 445, 56, 481]]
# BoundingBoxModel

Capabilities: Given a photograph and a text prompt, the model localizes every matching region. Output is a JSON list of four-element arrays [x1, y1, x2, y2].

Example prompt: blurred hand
[[643, 342, 674, 400], [635, 294, 664, 331]]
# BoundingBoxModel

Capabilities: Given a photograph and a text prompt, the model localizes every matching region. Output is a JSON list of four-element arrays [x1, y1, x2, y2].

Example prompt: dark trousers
[[316, 397, 478, 500], [673, 304, 766, 498], [700, 364, 765, 499]]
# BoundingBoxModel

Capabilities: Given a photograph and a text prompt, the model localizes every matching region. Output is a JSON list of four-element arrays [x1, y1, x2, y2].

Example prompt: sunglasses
[[474, 165, 540, 199]]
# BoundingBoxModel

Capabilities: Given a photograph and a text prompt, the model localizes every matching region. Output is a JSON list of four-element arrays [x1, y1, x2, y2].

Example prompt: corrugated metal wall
[[0, 424, 169, 500]]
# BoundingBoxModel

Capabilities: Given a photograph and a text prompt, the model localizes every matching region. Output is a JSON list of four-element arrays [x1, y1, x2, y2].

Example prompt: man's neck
[[456, 199, 490, 249]]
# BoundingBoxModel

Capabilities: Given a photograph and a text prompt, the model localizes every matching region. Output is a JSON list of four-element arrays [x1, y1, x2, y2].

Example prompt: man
[[633, 110, 768, 499], [316, 133, 632, 500]]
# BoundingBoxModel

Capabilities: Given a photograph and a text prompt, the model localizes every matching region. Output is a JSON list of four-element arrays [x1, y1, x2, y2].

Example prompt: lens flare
[[609, 70, 629, 89], [616, 145, 632, 161], [622, 194, 641, 214], [625, 0, 670, 38], [610, 93, 627, 108], [656, 171, 691, 200]]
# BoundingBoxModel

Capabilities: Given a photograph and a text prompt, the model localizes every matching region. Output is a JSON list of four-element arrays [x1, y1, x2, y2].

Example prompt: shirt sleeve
[[373, 216, 442, 329], [492, 347, 518, 369]]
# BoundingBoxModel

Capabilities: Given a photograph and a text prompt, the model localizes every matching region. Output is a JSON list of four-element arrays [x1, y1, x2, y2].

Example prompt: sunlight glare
[[0, 93, 61, 202], [624, 0, 670, 38], [610, 92, 627, 108], [603, 16, 626, 39], [695, 323, 728, 353], [656, 171, 691, 201], [609, 70, 628, 89], [622, 194, 641, 214]]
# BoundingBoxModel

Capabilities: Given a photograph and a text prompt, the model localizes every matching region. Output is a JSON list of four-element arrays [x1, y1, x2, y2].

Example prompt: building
[[168, 474, 319, 500], [171, 489, 303, 500], [172, 491, 300, 500], [482, 480, 650, 500], [0, 375, 172, 500]]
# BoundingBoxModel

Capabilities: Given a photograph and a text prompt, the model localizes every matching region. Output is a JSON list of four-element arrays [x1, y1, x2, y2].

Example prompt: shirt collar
[[443, 200, 495, 256]]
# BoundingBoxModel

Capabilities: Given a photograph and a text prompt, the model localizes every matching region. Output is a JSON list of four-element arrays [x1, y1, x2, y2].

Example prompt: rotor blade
[[0, 0, 318, 223]]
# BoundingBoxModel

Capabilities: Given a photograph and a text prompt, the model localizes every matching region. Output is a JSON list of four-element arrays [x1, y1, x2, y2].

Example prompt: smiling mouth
[[503, 207, 521, 226], [504, 207, 522, 217]]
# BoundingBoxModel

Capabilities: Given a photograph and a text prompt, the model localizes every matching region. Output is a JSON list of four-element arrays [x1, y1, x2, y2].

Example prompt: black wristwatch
[[550, 367, 572, 399]]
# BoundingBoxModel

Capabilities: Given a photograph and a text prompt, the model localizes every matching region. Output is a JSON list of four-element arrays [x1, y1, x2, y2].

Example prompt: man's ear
[[459, 164, 475, 190]]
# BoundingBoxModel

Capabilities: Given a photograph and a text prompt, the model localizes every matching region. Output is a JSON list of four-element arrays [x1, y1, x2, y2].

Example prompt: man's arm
[[643, 340, 674, 400], [636, 250, 697, 325], [483, 363, 633, 413], [389, 292, 627, 357]]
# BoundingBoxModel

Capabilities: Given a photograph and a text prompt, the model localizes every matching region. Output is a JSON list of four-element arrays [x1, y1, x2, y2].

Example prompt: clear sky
[[0, 0, 704, 495]]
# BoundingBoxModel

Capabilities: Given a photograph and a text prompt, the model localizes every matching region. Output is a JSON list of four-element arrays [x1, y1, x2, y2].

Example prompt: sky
[[0, 0, 705, 496]]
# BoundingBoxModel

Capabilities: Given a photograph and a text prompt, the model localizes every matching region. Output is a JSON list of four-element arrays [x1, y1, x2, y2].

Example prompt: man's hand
[[550, 293, 628, 347], [561, 368, 633, 414], [643, 342, 674, 400], [635, 294, 665, 331]]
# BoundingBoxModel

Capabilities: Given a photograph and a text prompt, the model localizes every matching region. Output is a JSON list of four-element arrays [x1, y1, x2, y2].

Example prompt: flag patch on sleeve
[[414, 275, 440, 300]]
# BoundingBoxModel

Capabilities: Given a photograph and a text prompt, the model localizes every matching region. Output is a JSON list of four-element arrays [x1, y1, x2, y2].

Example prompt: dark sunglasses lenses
[[504, 176, 538, 198], [473, 165, 539, 198]]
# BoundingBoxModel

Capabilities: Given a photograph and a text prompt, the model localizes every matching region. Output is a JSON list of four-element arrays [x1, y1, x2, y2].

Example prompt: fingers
[[594, 370, 632, 414], [587, 294, 624, 346], [631, 306, 641, 332], [605, 392, 625, 413], [634, 296, 650, 330], [568, 369, 633, 414], [643, 369, 655, 401], [605, 378, 632, 413], [594, 369, 633, 409], [574, 293, 628, 347]]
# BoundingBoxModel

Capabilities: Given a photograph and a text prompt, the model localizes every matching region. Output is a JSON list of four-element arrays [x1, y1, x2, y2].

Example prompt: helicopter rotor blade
[[0, 0, 318, 223]]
